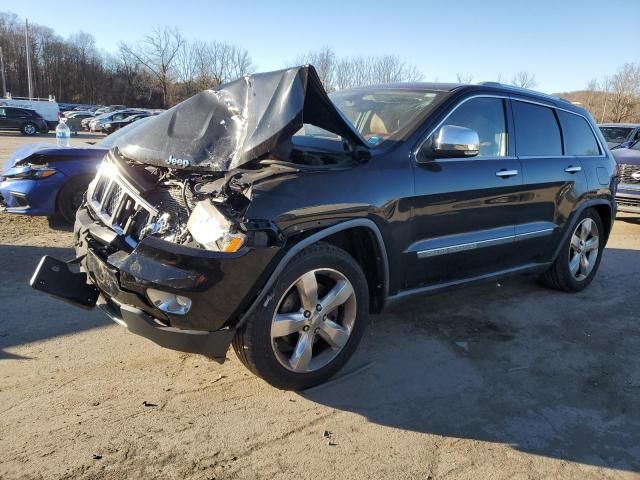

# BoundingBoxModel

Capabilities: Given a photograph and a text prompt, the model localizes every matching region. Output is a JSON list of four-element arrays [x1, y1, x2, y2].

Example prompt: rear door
[[5, 108, 27, 129], [512, 100, 590, 264], [406, 95, 524, 288], [0, 107, 9, 130]]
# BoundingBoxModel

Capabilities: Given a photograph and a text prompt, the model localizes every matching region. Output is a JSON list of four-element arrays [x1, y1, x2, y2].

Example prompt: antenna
[[25, 19, 33, 100]]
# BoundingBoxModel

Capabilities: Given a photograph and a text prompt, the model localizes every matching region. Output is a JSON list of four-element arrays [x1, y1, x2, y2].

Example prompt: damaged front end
[[30, 65, 369, 360]]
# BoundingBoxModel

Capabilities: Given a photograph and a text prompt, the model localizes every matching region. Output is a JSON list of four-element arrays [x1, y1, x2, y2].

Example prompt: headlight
[[5, 166, 57, 179], [104, 123, 111, 128], [187, 201, 246, 252]]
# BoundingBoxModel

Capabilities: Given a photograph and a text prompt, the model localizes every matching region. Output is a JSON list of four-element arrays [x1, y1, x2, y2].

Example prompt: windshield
[[316, 88, 442, 145], [600, 127, 632, 144]]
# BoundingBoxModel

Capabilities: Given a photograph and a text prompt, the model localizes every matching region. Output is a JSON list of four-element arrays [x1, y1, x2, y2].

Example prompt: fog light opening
[[146, 289, 192, 315]]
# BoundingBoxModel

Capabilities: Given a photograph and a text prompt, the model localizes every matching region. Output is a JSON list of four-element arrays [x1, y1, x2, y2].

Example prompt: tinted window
[[438, 97, 507, 156], [558, 111, 600, 156], [7, 108, 33, 117], [513, 101, 562, 156]]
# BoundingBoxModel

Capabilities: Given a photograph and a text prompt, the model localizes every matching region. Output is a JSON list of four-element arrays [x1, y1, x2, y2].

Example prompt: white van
[[0, 96, 60, 131]]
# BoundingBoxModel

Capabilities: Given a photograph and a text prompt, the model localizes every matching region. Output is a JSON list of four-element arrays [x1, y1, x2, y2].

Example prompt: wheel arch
[[238, 218, 389, 327], [552, 198, 614, 263]]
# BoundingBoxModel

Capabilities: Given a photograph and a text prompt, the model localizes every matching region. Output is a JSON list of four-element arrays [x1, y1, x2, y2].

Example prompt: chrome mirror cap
[[432, 125, 480, 158]]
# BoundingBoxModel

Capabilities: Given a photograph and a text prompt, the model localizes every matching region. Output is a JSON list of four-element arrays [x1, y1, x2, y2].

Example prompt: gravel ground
[[0, 133, 639, 480]]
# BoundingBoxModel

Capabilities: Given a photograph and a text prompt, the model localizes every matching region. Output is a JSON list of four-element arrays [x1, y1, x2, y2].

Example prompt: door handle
[[564, 165, 582, 173], [496, 169, 519, 178]]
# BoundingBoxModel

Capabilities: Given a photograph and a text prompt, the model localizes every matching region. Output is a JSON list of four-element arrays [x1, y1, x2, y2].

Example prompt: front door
[[405, 96, 524, 289]]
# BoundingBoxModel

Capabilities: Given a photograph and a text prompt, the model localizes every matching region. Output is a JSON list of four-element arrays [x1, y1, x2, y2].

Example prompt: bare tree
[[607, 63, 640, 123], [119, 27, 184, 107], [456, 73, 474, 84], [294, 46, 337, 91], [297, 50, 424, 91], [509, 71, 537, 89]]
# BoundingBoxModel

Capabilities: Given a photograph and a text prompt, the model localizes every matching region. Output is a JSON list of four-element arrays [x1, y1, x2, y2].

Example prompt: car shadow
[[45, 216, 74, 232], [302, 247, 640, 472], [0, 244, 109, 360], [618, 214, 640, 225]]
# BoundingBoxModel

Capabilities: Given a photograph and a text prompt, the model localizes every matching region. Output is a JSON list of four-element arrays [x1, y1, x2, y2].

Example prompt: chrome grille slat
[[620, 164, 640, 186], [86, 159, 159, 245]]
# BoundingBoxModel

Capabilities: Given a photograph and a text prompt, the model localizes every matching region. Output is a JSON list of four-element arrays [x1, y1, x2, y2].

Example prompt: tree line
[[1, 10, 639, 122], [558, 63, 640, 124]]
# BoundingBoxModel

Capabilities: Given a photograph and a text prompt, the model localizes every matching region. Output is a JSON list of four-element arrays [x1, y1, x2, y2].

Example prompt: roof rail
[[476, 81, 571, 105]]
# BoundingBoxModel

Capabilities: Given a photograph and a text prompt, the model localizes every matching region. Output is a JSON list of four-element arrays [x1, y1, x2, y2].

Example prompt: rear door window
[[558, 111, 600, 156], [513, 101, 562, 156]]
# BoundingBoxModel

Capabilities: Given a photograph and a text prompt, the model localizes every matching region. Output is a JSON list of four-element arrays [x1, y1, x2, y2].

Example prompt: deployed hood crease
[[113, 65, 368, 172]]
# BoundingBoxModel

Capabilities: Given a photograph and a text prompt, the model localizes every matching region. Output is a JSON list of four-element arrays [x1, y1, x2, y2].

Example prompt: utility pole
[[25, 19, 33, 99], [0, 46, 6, 97]]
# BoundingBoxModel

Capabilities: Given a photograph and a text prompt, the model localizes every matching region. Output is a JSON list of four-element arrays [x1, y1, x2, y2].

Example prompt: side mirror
[[431, 125, 480, 158]]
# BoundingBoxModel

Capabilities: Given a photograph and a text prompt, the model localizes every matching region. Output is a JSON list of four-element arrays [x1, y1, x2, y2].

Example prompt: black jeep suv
[[32, 66, 617, 390]]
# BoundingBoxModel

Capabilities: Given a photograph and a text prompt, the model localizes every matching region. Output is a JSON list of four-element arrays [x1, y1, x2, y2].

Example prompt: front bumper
[[0, 175, 62, 216], [31, 205, 281, 360]]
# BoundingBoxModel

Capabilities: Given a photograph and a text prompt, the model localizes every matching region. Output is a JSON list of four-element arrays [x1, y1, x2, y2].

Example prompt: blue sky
[[9, 0, 640, 93]]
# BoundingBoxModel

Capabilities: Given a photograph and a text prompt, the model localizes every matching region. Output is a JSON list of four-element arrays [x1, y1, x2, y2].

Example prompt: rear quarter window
[[558, 111, 600, 156], [513, 101, 562, 156]]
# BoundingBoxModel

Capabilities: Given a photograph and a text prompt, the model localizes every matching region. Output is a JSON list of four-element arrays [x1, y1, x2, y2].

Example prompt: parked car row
[[0, 99, 163, 136]]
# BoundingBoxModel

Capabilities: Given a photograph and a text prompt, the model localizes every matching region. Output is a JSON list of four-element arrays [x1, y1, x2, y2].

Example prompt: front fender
[[237, 218, 389, 327]]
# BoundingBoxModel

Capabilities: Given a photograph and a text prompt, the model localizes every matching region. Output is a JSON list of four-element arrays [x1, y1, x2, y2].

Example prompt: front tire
[[21, 122, 37, 136], [233, 242, 369, 390], [540, 208, 605, 292], [58, 177, 92, 224]]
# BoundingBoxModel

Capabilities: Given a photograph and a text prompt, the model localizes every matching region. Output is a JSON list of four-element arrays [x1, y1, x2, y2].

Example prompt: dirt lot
[[0, 133, 639, 480]]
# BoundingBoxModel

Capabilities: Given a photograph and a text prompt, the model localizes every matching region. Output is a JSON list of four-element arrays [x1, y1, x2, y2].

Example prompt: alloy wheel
[[270, 268, 357, 373], [568, 217, 599, 281], [24, 124, 36, 135]]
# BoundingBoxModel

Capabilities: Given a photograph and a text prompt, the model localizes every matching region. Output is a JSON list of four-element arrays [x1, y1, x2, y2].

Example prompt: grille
[[87, 160, 158, 245], [619, 164, 640, 185], [617, 196, 640, 208]]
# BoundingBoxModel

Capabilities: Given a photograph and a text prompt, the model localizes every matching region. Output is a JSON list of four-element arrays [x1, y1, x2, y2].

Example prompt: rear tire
[[21, 122, 37, 136], [540, 208, 605, 292], [58, 177, 92, 224], [233, 242, 369, 390]]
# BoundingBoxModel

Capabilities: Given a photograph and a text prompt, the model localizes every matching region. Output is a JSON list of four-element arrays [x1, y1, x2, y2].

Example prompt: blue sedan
[[0, 143, 107, 223]]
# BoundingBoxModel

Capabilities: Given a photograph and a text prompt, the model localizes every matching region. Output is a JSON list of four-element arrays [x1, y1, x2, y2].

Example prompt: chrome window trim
[[413, 93, 606, 160]]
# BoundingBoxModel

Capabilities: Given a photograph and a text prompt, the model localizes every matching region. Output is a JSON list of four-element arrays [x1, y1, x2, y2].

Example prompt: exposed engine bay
[[86, 152, 286, 253]]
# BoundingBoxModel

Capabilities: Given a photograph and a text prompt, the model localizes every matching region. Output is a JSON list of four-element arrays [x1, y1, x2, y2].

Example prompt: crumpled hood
[[113, 65, 368, 172]]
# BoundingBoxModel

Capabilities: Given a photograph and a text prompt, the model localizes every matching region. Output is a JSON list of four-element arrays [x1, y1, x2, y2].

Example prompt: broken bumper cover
[[97, 296, 236, 360], [30, 206, 280, 360]]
